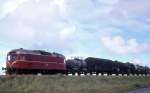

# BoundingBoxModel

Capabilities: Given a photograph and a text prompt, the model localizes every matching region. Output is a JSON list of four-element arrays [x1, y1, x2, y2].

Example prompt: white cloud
[[0, 0, 149, 50], [0, 0, 149, 58], [132, 58, 144, 66], [117, 0, 150, 16], [0, 0, 78, 53], [101, 36, 150, 55], [53, 0, 66, 14], [97, 0, 119, 5], [129, 57, 150, 67], [0, 0, 29, 19], [93, 0, 150, 32], [59, 24, 76, 40]]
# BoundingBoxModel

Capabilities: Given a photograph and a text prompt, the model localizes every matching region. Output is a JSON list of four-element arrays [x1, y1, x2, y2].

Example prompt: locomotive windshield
[[7, 54, 17, 62]]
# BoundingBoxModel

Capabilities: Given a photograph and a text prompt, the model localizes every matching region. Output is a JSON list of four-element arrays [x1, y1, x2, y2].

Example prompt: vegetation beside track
[[0, 75, 150, 93]]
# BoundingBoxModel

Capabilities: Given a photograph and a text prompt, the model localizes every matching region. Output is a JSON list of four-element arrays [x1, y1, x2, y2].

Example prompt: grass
[[0, 75, 150, 93]]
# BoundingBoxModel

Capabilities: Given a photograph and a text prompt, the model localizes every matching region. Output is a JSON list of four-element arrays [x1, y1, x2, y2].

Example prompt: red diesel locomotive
[[6, 48, 66, 74]]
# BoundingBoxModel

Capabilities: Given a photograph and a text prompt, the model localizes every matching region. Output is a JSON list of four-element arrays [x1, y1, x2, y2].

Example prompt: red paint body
[[6, 49, 66, 74]]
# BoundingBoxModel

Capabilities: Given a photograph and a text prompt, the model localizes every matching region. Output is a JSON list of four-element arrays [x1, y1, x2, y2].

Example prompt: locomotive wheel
[[132, 73, 135, 76], [89, 72, 92, 75], [96, 72, 99, 75], [72, 72, 75, 75], [65, 71, 68, 75], [107, 73, 110, 76], [77, 72, 81, 76], [109, 73, 112, 76], [145, 74, 147, 76]]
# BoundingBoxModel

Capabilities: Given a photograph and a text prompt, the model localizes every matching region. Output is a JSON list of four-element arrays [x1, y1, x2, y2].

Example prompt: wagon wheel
[[96, 72, 99, 75], [72, 72, 75, 75], [77, 72, 81, 76], [84, 72, 87, 75]]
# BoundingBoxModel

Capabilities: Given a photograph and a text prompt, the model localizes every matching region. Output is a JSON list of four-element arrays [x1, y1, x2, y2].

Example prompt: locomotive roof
[[8, 48, 65, 58]]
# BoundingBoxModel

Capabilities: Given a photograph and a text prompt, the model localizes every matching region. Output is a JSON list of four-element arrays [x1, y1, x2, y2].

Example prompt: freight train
[[3, 48, 150, 75]]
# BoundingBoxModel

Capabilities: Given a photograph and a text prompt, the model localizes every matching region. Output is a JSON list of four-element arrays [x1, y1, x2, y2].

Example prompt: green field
[[0, 75, 150, 93]]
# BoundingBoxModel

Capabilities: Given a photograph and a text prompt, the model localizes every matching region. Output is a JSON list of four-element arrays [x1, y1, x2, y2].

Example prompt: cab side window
[[11, 55, 16, 61]]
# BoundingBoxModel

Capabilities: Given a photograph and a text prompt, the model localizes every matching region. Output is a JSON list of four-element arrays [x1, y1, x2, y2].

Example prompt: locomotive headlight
[[7, 55, 11, 61]]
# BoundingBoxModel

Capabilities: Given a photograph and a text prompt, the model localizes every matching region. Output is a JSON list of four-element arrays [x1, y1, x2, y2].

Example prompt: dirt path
[[125, 88, 150, 93]]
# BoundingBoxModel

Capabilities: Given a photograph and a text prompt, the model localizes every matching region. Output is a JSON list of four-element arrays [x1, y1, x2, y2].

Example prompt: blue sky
[[0, 0, 150, 74]]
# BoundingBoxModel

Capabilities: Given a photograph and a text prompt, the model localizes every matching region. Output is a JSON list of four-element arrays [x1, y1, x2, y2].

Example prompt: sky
[[0, 0, 150, 74]]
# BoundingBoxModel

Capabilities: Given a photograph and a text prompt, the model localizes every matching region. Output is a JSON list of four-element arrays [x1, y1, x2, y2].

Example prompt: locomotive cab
[[7, 54, 17, 63], [6, 52, 17, 74]]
